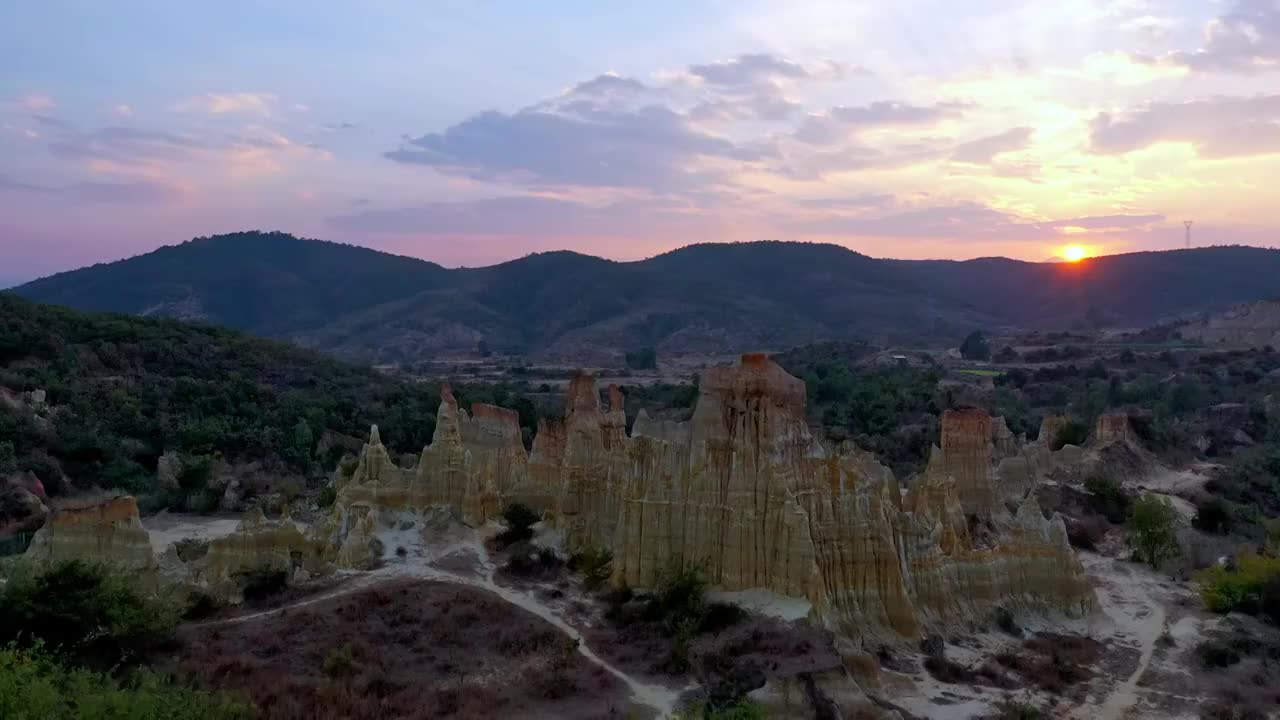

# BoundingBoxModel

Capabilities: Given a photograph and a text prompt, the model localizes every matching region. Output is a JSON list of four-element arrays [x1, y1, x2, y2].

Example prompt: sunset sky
[[2, 1, 1279, 285]]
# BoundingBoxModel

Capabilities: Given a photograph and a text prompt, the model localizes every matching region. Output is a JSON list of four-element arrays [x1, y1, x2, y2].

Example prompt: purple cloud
[[951, 127, 1034, 164], [1091, 95, 1280, 157]]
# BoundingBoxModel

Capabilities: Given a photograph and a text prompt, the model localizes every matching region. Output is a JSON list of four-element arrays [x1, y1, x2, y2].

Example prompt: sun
[[1063, 245, 1088, 262]]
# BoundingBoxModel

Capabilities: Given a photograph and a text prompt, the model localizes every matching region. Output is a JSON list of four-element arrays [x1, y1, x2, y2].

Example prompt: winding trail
[[195, 537, 683, 719], [1079, 556, 1166, 720]]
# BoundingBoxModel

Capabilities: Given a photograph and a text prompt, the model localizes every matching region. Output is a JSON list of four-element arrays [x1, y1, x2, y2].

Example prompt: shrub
[[1067, 516, 1108, 550], [238, 568, 288, 604], [497, 502, 540, 546], [0, 561, 178, 666], [1196, 640, 1242, 669], [316, 484, 337, 509], [0, 643, 252, 720], [1128, 494, 1182, 569], [502, 542, 563, 578], [675, 699, 766, 719], [322, 643, 355, 678], [1084, 475, 1132, 524], [1194, 497, 1234, 535], [1052, 421, 1090, 451], [568, 546, 613, 591], [1198, 553, 1280, 616], [960, 331, 991, 361]]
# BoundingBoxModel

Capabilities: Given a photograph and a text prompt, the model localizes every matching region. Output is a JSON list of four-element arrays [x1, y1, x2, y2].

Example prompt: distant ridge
[[15, 231, 1280, 362]]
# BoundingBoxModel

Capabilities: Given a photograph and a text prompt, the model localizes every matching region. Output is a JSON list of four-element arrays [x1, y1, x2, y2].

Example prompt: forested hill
[[0, 294, 451, 511], [15, 232, 1280, 363]]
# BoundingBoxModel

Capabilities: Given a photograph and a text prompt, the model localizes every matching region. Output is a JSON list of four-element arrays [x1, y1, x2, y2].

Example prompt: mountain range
[[13, 231, 1280, 363]]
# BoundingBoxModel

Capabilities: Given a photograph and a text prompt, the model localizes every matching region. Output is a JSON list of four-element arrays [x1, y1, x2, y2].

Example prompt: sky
[[2, 0, 1279, 284]]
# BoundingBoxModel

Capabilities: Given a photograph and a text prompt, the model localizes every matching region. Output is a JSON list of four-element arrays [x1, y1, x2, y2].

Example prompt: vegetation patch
[[0, 561, 178, 668], [0, 643, 251, 720], [174, 579, 624, 719]]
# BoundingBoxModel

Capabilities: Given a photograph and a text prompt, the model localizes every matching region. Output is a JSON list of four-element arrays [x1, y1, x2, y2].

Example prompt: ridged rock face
[[201, 508, 320, 592], [24, 497, 156, 573], [1093, 413, 1136, 446], [330, 354, 1098, 639], [336, 385, 530, 529], [938, 409, 1000, 518]]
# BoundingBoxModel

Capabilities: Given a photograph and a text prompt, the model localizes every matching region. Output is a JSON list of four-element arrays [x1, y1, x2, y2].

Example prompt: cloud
[[1168, 0, 1280, 74], [320, 121, 360, 131], [951, 127, 1034, 164], [1090, 95, 1280, 157], [12, 94, 55, 111], [681, 53, 846, 123], [0, 173, 182, 204], [49, 126, 208, 165], [567, 73, 649, 97], [43, 122, 328, 179], [792, 203, 1165, 242], [173, 92, 277, 115], [687, 53, 813, 87], [327, 194, 722, 241], [1040, 214, 1164, 230], [385, 104, 763, 189], [111, 104, 133, 117], [68, 180, 184, 203], [794, 102, 965, 145]]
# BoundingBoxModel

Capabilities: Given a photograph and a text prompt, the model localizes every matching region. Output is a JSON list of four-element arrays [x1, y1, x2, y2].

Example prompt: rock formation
[[330, 354, 1098, 640], [23, 496, 156, 574], [199, 508, 321, 596], [1092, 412, 1136, 447], [23, 496, 322, 603]]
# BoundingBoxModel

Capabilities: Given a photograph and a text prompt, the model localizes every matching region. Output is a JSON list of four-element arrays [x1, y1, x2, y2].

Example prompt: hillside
[[0, 294, 445, 514], [1178, 299, 1280, 349], [16, 232, 1280, 363]]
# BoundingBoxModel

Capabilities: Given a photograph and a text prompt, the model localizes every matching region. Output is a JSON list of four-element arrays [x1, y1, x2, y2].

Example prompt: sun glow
[[1062, 245, 1089, 262]]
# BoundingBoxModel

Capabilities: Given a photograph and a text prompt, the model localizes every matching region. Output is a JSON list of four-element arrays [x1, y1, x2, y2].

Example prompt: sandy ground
[[143, 512, 243, 553]]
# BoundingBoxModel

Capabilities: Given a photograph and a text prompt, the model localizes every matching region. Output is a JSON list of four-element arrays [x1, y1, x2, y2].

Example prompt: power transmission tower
[[1184, 220, 1193, 249]]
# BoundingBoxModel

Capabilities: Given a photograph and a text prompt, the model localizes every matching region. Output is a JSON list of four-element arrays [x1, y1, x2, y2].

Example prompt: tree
[[289, 418, 314, 467], [959, 331, 991, 361], [1128, 494, 1182, 569], [625, 347, 658, 370], [0, 441, 15, 475]]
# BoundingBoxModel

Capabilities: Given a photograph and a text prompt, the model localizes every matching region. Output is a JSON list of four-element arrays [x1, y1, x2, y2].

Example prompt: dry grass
[[171, 579, 626, 719]]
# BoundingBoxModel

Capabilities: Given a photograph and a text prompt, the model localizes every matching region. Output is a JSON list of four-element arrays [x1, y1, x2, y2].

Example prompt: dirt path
[[195, 538, 684, 719], [1077, 555, 1166, 720]]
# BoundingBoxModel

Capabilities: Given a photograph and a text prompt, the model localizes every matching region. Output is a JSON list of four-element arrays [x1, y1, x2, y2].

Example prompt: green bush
[[316, 484, 337, 509], [569, 546, 614, 591], [960, 331, 991, 361], [237, 568, 288, 604], [625, 348, 658, 370], [1197, 553, 1280, 616], [1084, 475, 1131, 524], [0, 642, 252, 720], [0, 561, 178, 666], [322, 643, 355, 678], [498, 502, 540, 545], [1127, 495, 1182, 569], [1051, 421, 1090, 451]]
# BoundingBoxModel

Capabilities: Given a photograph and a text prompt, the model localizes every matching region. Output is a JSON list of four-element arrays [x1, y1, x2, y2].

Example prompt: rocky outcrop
[[1181, 299, 1280, 349], [23, 497, 156, 573], [199, 508, 321, 596], [330, 354, 1098, 640], [936, 409, 1000, 518], [1092, 412, 1136, 447]]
